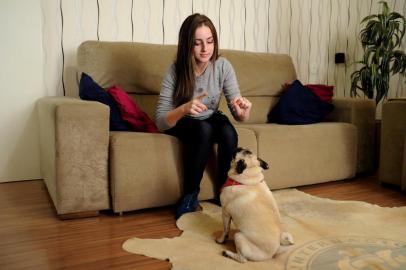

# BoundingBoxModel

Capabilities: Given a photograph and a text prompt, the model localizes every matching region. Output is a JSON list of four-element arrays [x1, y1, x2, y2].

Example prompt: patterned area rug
[[123, 189, 406, 270]]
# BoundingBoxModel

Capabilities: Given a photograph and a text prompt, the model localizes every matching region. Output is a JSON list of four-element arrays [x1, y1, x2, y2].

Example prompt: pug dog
[[215, 147, 294, 263]]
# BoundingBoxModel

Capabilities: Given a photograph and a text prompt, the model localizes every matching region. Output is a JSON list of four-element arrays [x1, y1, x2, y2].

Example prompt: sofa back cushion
[[78, 41, 177, 95], [77, 41, 297, 123], [220, 50, 297, 96], [218, 96, 279, 124], [128, 94, 159, 121], [77, 41, 297, 97]]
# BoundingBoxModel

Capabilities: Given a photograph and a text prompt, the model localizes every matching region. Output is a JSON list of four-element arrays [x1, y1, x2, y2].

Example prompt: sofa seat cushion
[[236, 122, 358, 189]]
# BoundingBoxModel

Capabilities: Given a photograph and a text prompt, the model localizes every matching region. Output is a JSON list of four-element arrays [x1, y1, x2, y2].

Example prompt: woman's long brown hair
[[173, 13, 219, 106]]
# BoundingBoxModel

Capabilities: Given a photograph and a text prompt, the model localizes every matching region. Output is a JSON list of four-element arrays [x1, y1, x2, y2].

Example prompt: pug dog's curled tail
[[280, 232, 294, 246], [273, 232, 295, 257]]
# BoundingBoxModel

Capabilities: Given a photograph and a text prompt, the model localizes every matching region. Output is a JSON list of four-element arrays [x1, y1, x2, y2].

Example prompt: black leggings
[[165, 111, 238, 195]]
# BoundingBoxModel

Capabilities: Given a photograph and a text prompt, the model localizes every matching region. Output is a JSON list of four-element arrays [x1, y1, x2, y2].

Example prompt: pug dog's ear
[[258, 158, 269, 170], [236, 159, 247, 174], [233, 147, 243, 159]]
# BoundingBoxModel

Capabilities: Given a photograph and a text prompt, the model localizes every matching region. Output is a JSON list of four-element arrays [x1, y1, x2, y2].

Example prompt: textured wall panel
[[192, 0, 221, 36], [267, 0, 291, 54], [245, 0, 268, 52], [291, 0, 311, 83], [163, 0, 192, 44], [79, 0, 98, 41], [328, 0, 350, 97], [61, 0, 84, 97], [41, 0, 63, 96], [98, 0, 117, 41], [114, 0, 133, 41], [41, 0, 405, 102], [219, 0, 245, 50], [345, 0, 362, 95], [308, 0, 330, 84], [133, 0, 163, 44]]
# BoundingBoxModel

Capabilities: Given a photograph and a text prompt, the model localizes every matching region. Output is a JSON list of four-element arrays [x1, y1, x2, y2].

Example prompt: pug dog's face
[[232, 147, 269, 174]]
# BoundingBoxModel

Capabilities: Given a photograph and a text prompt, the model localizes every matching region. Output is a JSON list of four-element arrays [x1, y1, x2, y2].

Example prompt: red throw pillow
[[283, 82, 334, 103], [107, 86, 160, 133], [305, 84, 334, 103]]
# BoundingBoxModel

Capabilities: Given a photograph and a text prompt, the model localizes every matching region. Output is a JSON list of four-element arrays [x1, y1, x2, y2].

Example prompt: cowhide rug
[[123, 189, 406, 270]]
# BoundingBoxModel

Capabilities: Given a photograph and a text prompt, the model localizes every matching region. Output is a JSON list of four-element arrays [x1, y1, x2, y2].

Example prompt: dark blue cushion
[[79, 73, 132, 131], [267, 80, 334, 125]]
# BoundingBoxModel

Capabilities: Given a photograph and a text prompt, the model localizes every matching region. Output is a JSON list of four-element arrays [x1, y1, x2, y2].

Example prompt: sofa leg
[[58, 210, 100, 220]]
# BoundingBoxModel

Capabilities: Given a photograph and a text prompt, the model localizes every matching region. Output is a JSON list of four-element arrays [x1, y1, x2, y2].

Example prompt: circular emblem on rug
[[286, 236, 406, 270]]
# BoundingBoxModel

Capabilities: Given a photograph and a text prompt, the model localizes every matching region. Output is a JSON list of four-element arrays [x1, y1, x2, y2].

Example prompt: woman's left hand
[[231, 96, 252, 121]]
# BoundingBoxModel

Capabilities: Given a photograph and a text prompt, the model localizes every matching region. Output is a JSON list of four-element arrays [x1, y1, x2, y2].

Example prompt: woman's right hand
[[164, 92, 208, 128], [181, 92, 208, 115]]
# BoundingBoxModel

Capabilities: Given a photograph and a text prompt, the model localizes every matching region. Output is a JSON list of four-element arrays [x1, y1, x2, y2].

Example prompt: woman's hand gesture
[[231, 96, 252, 121], [182, 92, 208, 115]]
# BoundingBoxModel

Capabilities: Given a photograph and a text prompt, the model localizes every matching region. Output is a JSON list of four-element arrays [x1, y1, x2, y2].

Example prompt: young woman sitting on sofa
[[155, 13, 252, 219]]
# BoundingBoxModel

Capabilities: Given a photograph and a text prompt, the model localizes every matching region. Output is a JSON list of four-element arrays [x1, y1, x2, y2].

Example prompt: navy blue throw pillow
[[79, 73, 132, 131], [267, 80, 334, 125]]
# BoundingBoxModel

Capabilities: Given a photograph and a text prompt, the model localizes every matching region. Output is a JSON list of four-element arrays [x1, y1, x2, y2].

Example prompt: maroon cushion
[[107, 86, 160, 133], [305, 84, 334, 103]]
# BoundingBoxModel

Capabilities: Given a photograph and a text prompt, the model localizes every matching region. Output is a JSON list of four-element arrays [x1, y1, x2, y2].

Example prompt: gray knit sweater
[[155, 57, 241, 131]]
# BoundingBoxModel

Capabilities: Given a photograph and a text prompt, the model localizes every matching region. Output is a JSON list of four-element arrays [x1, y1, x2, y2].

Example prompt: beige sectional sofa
[[37, 41, 376, 217]]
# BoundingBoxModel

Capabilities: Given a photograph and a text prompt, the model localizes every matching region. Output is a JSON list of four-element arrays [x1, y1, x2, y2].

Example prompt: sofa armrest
[[402, 135, 406, 191], [326, 97, 376, 173], [379, 99, 406, 188], [37, 97, 110, 216]]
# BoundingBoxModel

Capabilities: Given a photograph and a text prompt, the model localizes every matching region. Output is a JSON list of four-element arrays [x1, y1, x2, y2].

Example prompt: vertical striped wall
[[42, 0, 406, 104]]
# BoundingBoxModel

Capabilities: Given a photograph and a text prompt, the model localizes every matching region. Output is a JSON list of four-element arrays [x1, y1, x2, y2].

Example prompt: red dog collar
[[221, 177, 242, 191], [221, 177, 265, 192]]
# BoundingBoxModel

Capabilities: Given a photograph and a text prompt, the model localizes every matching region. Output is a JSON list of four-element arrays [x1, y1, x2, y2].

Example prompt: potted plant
[[350, 1, 406, 105]]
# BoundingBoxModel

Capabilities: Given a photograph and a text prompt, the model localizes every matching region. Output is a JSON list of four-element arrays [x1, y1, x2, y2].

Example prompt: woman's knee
[[186, 120, 214, 145], [173, 118, 213, 142]]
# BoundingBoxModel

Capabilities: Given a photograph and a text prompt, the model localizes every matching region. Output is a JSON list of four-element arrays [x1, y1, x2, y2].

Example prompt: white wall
[[0, 0, 405, 182], [0, 0, 43, 182]]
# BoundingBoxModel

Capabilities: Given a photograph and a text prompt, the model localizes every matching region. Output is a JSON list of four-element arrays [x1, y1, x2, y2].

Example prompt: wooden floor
[[1, 175, 405, 270]]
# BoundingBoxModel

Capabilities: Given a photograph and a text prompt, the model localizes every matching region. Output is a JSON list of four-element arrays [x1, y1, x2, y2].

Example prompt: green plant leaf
[[381, 1, 389, 16], [361, 15, 378, 24]]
